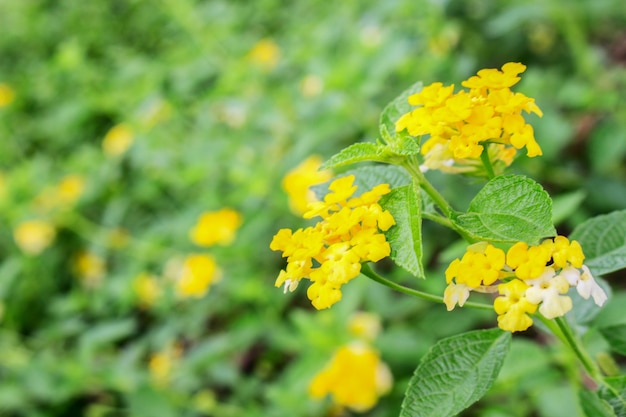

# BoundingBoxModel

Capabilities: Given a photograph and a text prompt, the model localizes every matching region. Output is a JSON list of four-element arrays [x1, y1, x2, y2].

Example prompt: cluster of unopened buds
[[444, 236, 608, 332]]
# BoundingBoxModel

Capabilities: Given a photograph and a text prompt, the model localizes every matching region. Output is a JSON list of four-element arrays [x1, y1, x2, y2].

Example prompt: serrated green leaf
[[380, 81, 423, 141], [570, 210, 626, 276], [400, 328, 511, 417], [598, 376, 626, 416], [579, 390, 616, 417], [320, 142, 388, 170], [600, 324, 626, 356], [452, 175, 556, 243], [380, 184, 424, 278]]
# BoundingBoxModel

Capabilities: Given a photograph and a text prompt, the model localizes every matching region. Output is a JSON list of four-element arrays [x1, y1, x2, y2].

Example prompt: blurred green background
[[1, 0, 626, 416]]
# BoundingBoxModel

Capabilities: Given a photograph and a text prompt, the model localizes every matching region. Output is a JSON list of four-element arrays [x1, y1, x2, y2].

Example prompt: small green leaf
[[320, 142, 388, 170], [380, 81, 423, 141], [570, 210, 626, 276], [598, 376, 626, 416], [400, 328, 511, 417], [452, 175, 556, 243], [380, 184, 424, 278], [579, 390, 616, 417], [600, 324, 626, 356]]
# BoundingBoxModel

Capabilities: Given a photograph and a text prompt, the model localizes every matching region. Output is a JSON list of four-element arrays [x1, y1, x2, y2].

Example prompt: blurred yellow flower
[[73, 251, 106, 287], [102, 123, 134, 157], [282, 155, 332, 215], [189, 208, 242, 247], [149, 345, 182, 387], [133, 272, 161, 308], [348, 312, 381, 342], [309, 342, 392, 412], [248, 38, 280, 70], [176, 254, 222, 298], [0, 83, 15, 107], [57, 175, 86, 205], [13, 220, 56, 255]]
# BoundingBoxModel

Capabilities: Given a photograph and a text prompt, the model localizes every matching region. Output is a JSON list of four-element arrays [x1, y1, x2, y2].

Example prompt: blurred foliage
[[0, 0, 625, 416]]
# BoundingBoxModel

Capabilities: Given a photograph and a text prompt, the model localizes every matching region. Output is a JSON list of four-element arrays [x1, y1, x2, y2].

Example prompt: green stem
[[554, 317, 602, 382], [422, 212, 454, 228], [480, 147, 496, 180], [402, 158, 453, 217], [360, 263, 493, 311]]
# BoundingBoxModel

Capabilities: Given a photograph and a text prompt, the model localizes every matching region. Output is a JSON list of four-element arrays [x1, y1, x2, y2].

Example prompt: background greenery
[[1, 0, 626, 416]]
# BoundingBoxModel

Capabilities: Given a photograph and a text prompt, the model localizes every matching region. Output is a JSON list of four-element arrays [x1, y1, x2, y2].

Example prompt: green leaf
[[451, 175, 556, 243], [598, 376, 626, 416], [579, 390, 616, 417], [380, 81, 422, 140], [320, 142, 388, 170], [600, 324, 626, 356], [570, 210, 626, 276], [380, 184, 424, 279], [400, 328, 511, 417]]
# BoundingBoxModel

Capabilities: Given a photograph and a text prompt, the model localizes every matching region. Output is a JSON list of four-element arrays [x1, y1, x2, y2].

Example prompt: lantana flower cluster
[[270, 175, 395, 309], [309, 312, 392, 412], [445, 236, 608, 332], [395, 62, 543, 174]]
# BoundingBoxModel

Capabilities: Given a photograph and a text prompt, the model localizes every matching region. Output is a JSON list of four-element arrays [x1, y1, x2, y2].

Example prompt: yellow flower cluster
[[396, 62, 543, 174], [309, 342, 392, 412], [270, 175, 395, 309], [13, 220, 56, 255], [445, 236, 607, 332]]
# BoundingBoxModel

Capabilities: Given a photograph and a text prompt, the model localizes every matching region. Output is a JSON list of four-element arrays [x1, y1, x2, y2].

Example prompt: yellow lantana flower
[[270, 175, 395, 309], [282, 155, 332, 215], [13, 220, 56, 255], [396, 62, 543, 175], [309, 343, 392, 412], [189, 208, 242, 247], [175, 254, 221, 298], [494, 279, 537, 332], [102, 123, 134, 157], [445, 236, 607, 333]]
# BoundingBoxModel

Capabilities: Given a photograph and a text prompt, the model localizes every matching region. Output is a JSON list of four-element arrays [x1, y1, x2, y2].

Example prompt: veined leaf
[[598, 376, 626, 416], [570, 210, 626, 276], [400, 328, 511, 417], [380, 184, 424, 278], [320, 142, 388, 170], [452, 175, 555, 243]]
